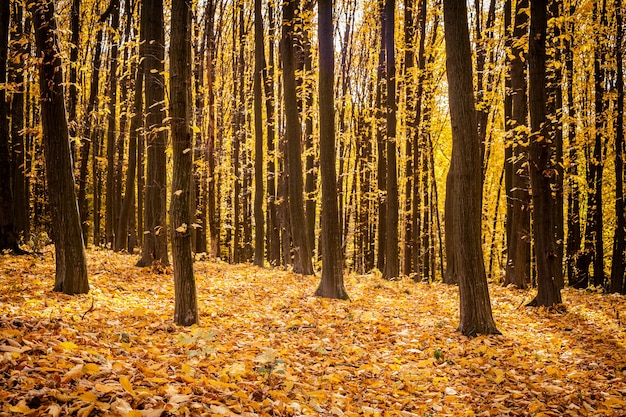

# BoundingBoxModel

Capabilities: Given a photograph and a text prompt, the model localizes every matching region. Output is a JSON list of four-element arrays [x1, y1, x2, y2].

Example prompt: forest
[[0, 0, 625, 414]]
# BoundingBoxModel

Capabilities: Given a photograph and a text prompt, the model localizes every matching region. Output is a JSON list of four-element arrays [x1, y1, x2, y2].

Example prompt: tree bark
[[170, 0, 198, 326], [253, 0, 265, 266], [136, 0, 169, 267], [31, 0, 89, 294], [314, 0, 349, 300], [442, 0, 499, 336], [0, 0, 20, 252], [504, 0, 530, 289], [382, 0, 399, 280], [527, 0, 562, 306], [281, 0, 313, 275], [610, 0, 625, 294]]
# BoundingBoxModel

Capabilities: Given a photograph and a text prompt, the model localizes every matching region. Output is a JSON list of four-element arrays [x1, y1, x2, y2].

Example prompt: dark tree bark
[[375, 2, 387, 272], [253, 0, 265, 266], [504, 0, 530, 289], [10, 2, 29, 242], [402, 0, 415, 276], [382, 0, 399, 280], [136, 0, 169, 267], [527, 0, 562, 306], [78, 26, 104, 245], [0, 0, 20, 252], [67, 0, 79, 163], [314, 0, 349, 300], [264, 2, 280, 266], [281, 0, 313, 275], [116, 57, 142, 252], [442, 0, 499, 336], [170, 0, 198, 326], [105, 0, 121, 248], [610, 0, 625, 294], [31, 0, 89, 294], [565, 0, 580, 287]]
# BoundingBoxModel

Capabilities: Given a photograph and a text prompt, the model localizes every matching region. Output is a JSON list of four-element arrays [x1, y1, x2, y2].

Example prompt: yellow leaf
[[9, 400, 32, 413], [176, 223, 187, 233], [120, 376, 136, 396], [126, 411, 143, 417], [59, 341, 78, 350], [84, 363, 100, 375], [95, 383, 117, 393], [78, 392, 98, 403], [47, 404, 62, 417], [604, 397, 626, 408], [62, 363, 84, 382]]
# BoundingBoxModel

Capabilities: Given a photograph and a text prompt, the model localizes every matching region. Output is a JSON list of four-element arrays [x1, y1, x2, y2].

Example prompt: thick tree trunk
[[170, 0, 198, 326], [136, 0, 169, 267], [314, 0, 349, 300], [527, 0, 562, 307], [376, 1, 386, 272], [32, 0, 89, 294], [442, 0, 499, 336], [281, 0, 313, 275]]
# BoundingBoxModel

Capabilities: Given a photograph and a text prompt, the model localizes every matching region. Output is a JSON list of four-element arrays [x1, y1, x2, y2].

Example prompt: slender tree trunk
[[264, 2, 280, 266], [610, 0, 625, 294], [116, 59, 143, 252], [137, 0, 169, 267], [527, 0, 562, 307], [383, 0, 399, 279], [314, 0, 349, 300], [105, 0, 121, 248], [67, 0, 79, 164], [442, 0, 499, 336], [281, 0, 313, 275], [504, 0, 530, 289], [253, 0, 265, 266], [0, 0, 20, 252], [170, 0, 198, 326], [376, 1, 387, 272], [31, 0, 89, 294], [10, 2, 29, 242]]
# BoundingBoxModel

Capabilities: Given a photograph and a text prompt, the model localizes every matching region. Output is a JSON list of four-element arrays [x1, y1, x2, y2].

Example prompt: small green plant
[[254, 349, 286, 387], [434, 348, 444, 362]]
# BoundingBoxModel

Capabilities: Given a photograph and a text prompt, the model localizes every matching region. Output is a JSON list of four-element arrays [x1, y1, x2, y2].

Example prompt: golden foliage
[[1, 249, 625, 416]]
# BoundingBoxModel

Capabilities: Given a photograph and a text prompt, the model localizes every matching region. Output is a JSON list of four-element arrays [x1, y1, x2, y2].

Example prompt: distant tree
[[504, 0, 530, 289], [0, 0, 20, 253], [170, 0, 198, 325], [281, 0, 313, 275], [442, 0, 499, 336], [136, 0, 169, 267], [527, 0, 562, 306], [31, 0, 89, 294], [314, 0, 349, 300], [253, 0, 265, 266], [610, 0, 625, 294]]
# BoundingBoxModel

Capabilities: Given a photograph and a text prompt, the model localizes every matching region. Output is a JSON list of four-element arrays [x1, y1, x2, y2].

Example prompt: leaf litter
[[1, 249, 625, 416]]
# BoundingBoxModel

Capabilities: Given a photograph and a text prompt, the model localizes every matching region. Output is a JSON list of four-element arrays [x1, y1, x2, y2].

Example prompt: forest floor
[[1, 249, 625, 417]]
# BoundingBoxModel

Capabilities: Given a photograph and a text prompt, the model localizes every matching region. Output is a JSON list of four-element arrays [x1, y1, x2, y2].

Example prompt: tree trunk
[[10, 2, 29, 243], [376, 0, 386, 272], [504, 0, 530, 289], [314, 0, 349, 300], [527, 0, 562, 307], [136, 0, 169, 267], [281, 0, 313, 275], [252, 0, 265, 267], [264, 2, 280, 266], [0, 0, 20, 252], [382, 0, 399, 280], [31, 0, 89, 294], [610, 0, 625, 294], [442, 0, 499, 336], [170, 0, 198, 326]]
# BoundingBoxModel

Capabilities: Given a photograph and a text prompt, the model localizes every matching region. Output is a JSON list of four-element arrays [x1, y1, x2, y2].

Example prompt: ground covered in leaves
[[1, 249, 625, 417]]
